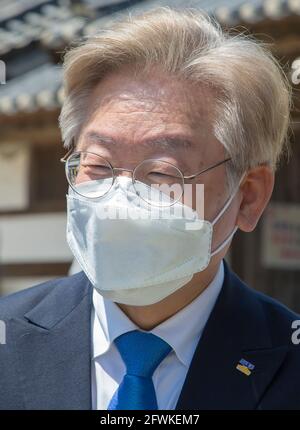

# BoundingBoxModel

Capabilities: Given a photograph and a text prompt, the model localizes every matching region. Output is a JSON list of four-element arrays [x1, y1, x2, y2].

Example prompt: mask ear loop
[[210, 226, 239, 257], [210, 172, 246, 257]]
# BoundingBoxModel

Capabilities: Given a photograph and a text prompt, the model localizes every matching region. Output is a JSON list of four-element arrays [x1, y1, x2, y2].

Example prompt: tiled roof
[[2, 0, 300, 56], [1, 0, 299, 115], [0, 0, 142, 55], [0, 63, 62, 114]]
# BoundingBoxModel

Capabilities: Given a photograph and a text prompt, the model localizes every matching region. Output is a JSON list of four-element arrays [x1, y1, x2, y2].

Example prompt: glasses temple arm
[[183, 157, 231, 180], [60, 144, 75, 163]]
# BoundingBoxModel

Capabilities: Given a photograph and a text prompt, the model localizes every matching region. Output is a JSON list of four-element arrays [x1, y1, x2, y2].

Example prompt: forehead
[[84, 68, 216, 136], [77, 68, 225, 169]]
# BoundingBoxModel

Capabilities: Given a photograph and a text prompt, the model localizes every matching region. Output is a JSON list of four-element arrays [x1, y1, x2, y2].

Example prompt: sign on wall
[[0, 213, 72, 264], [0, 142, 30, 211], [262, 203, 300, 270]]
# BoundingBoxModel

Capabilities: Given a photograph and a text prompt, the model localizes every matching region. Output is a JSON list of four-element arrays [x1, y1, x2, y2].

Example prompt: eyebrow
[[81, 131, 193, 151]]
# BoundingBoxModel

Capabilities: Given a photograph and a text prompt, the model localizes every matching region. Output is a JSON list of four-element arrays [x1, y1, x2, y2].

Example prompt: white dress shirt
[[91, 259, 224, 410]]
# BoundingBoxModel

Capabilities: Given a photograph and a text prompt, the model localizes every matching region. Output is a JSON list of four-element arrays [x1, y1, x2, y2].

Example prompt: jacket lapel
[[10, 262, 289, 410], [12, 271, 93, 410], [175, 261, 288, 410]]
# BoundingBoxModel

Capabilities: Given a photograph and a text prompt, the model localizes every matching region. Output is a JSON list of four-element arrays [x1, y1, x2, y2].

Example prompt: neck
[[118, 259, 221, 330]]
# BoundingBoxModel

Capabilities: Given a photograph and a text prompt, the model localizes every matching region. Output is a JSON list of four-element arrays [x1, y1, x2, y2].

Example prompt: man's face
[[77, 67, 239, 254]]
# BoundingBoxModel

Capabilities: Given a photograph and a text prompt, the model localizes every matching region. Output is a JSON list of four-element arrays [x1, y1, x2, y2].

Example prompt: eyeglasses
[[61, 147, 231, 206]]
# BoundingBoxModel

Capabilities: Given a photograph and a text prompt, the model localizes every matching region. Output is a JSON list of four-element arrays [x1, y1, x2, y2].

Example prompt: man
[[0, 7, 299, 410]]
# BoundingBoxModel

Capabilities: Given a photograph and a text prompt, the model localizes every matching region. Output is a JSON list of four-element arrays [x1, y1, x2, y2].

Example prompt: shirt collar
[[92, 259, 224, 367], [92, 290, 137, 359]]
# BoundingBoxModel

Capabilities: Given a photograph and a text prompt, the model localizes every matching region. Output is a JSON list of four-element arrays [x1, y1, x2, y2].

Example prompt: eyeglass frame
[[60, 142, 232, 204]]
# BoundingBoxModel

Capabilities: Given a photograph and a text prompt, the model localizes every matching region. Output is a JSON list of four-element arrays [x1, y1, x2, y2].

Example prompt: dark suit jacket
[[0, 260, 300, 410]]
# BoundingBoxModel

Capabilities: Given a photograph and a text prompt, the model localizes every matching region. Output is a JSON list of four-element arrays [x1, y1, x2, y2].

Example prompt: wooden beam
[[1, 263, 71, 277], [0, 125, 62, 146]]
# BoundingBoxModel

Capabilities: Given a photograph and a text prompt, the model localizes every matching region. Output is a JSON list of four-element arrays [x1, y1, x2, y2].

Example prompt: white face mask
[[66, 175, 244, 306]]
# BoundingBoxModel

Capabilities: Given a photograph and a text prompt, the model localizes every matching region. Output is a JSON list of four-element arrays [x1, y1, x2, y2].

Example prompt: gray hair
[[59, 7, 292, 188]]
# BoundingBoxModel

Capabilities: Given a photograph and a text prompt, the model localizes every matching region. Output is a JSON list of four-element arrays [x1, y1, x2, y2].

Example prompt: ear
[[237, 165, 274, 233]]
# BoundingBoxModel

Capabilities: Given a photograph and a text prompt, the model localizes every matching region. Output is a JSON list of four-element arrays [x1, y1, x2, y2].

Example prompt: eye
[[80, 163, 112, 179], [82, 162, 109, 170], [145, 171, 180, 185], [148, 171, 170, 177]]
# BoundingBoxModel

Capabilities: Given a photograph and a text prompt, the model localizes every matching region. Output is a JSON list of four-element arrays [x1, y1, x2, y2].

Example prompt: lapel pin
[[236, 358, 255, 376]]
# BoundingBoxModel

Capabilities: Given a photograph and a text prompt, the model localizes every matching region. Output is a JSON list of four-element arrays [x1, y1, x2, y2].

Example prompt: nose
[[113, 167, 133, 179]]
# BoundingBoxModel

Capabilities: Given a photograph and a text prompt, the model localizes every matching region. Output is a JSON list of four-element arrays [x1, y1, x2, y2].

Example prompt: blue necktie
[[107, 330, 172, 410]]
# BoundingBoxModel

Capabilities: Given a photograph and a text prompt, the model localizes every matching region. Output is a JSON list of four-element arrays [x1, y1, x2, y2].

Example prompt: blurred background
[[0, 0, 299, 310]]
